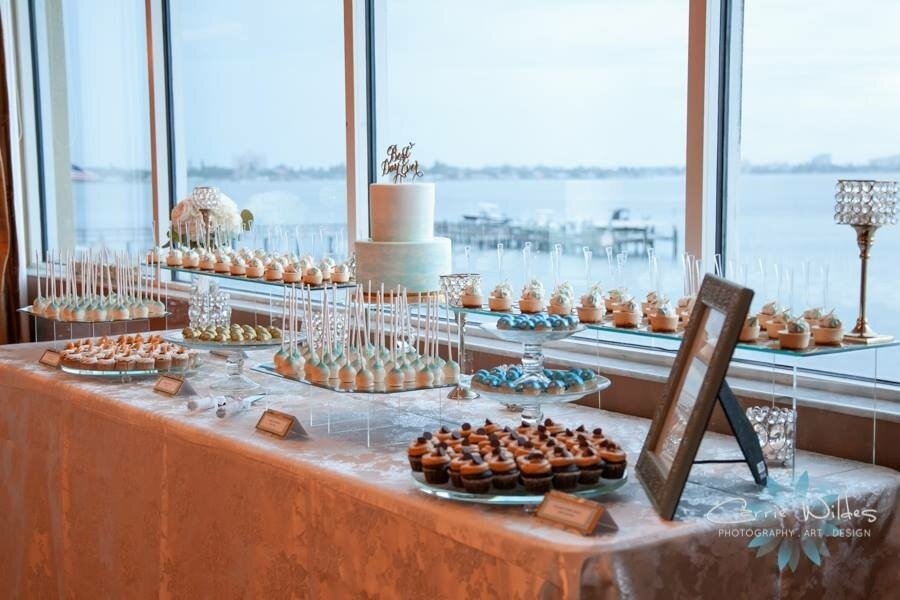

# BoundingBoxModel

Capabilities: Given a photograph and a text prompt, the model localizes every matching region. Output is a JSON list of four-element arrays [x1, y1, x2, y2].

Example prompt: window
[[373, 0, 689, 299], [725, 0, 900, 380], [168, 0, 348, 259], [32, 0, 152, 253]]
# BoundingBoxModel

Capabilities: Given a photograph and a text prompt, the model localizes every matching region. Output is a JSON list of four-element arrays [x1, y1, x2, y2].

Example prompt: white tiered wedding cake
[[356, 182, 452, 293]]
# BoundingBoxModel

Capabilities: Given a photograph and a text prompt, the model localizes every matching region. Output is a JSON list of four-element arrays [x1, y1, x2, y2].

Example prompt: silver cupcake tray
[[410, 469, 627, 505]]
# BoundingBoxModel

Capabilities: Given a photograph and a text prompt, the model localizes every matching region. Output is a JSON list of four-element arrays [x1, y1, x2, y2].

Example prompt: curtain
[[0, 18, 20, 344]]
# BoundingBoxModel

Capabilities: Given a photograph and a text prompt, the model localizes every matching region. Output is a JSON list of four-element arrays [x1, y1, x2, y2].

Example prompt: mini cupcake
[[331, 263, 351, 283], [543, 418, 564, 436], [779, 316, 811, 350], [598, 441, 627, 479], [757, 301, 778, 329], [166, 249, 183, 267], [740, 314, 760, 342], [812, 310, 843, 345], [303, 266, 323, 286], [613, 297, 641, 328], [488, 448, 519, 490], [457, 422, 474, 440], [482, 419, 502, 435], [212, 253, 230, 274], [318, 259, 334, 282], [407, 435, 433, 472], [575, 445, 605, 484], [460, 454, 493, 494], [642, 291, 659, 317], [283, 263, 302, 283], [435, 425, 454, 443], [519, 279, 545, 314], [488, 282, 513, 312], [245, 257, 264, 278], [265, 261, 284, 282], [604, 289, 623, 313], [577, 283, 604, 323], [422, 444, 452, 484], [517, 451, 554, 494], [449, 453, 472, 488], [229, 256, 247, 276], [547, 282, 574, 316], [765, 310, 789, 339], [510, 436, 535, 458], [183, 249, 200, 269], [460, 281, 484, 309], [549, 446, 579, 490], [515, 420, 534, 437], [468, 427, 490, 445], [803, 307, 823, 329], [649, 300, 679, 333], [199, 251, 216, 271]]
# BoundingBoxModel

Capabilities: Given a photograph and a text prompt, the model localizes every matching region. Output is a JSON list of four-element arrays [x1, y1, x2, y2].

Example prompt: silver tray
[[472, 376, 611, 405], [478, 322, 585, 344], [411, 469, 627, 505], [163, 331, 294, 350]]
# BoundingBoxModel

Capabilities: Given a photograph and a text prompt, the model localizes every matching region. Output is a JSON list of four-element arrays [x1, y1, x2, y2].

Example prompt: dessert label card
[[38, 349, 61, 368], [154, 374, 186, 397], [256, 409, 308, 440], [535, 491, 618, 536]]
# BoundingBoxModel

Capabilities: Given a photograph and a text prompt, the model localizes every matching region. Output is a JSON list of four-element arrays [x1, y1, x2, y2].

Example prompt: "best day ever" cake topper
[[381, 142, 424, 183]]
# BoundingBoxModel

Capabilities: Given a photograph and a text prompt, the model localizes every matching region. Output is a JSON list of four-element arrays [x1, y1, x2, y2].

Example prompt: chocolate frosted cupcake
[[435, 425, 454, 443], [549, 446, 579, 490], [510, 436, 535, 459], [407, 436, 433, 472], [518, 451, 553, 494], [468, 427, 490, 445], [557, 428, 579, 449], [483, 419, 502, 435], [488, 448, 519, 490], [516, 420, 535, 437], [449, 453, 472, 488], [598, 441, 627, 479], [422, 445, 452, 484], [460, 454, 493, 494], [543, 418, 565, 436], [590, 427, 607, 445], [457, 422, 474, 440], [575, 445, 605, 484]]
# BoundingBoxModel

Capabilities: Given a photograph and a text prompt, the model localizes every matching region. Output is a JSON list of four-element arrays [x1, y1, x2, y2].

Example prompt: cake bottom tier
[[355, 237, 452, 293]]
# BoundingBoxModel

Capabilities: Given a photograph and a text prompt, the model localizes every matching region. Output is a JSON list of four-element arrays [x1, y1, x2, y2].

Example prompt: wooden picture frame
[[636, 274, 757, 520]]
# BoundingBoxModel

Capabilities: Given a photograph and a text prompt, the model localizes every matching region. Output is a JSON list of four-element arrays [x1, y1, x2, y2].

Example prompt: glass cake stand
[[410, 470, 628, 505], [58, 362, 199, 382]]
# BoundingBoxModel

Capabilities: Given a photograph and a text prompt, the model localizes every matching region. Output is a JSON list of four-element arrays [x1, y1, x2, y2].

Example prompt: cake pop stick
[[497, 242, 505, 282], [274, 284, 290, 370]]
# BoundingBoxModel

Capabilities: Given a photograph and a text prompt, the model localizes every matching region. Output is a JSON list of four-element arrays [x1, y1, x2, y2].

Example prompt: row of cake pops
[[273, 284, 460, 389], [30, 250, 166, 322]]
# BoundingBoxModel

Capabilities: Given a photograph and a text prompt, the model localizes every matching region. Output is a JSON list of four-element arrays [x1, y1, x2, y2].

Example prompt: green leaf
[[240, 209, 254, 229], [801, 536, 821, 566], [777, 538, 793, 571], [789, 543, 801, 572]]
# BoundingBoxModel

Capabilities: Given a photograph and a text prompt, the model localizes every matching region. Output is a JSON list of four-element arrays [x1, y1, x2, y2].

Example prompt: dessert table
[[1, 339, 897, 599]]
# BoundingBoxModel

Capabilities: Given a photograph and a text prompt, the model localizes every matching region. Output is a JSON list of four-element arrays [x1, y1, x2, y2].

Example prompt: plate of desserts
[[56, 334, 201, 377], [471, 365, 610, 404], [408, 418, 628, 505], [164, 324, 289, 349]]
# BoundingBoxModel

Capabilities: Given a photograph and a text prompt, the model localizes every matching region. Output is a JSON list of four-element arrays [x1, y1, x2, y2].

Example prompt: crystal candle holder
[[746, 405, 795, 466], [440, 273, 481, 307], [191, 186, 221, 211], [834, 180, 897, 344]]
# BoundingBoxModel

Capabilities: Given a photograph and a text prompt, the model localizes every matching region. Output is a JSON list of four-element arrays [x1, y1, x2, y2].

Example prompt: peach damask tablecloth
[[1, 340, 898, 599]]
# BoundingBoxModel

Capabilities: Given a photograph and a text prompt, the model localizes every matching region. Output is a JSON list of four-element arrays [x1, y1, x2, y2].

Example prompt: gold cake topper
[[381, 142, 423, 183]]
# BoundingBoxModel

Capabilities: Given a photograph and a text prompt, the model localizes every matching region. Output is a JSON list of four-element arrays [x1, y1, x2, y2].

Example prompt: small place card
[[38, 349, 61, 368], [154, 374, 186, 396], [256, 409, 308, 439], [535, 490, 618, 536]]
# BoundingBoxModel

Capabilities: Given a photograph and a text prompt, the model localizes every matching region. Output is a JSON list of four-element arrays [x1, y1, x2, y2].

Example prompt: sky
[[57, 0, 900, 170]]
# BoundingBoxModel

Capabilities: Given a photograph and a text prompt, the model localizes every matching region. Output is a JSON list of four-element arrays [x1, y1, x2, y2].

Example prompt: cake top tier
[[369, 183, 435, 243]]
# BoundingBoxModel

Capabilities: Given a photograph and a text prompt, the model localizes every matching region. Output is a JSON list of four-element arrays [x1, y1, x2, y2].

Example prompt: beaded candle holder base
[[746, 405, 795, 466]]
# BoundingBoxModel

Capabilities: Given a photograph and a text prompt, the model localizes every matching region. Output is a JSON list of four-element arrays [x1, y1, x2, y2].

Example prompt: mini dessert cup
[[739, 324, 761, 343], [779, 330, 810, 350], [601, 459, 626, 480], [576, 305, 604, 323], [331, 270, 350, 283], [604, 298, 620, 313], [765, 320, 786, 339], [488, 295, 512, 311], [460, 293, 484, 309], [613, 310, 641, 328], [812, 326, 843, 346], [757, 313, 774, 329], [548, 302, 572, 316], [282, 269, 302, 283], [518, 298, 545, 314], [649, 314, 679, 333], [641, 301, 655, 317]]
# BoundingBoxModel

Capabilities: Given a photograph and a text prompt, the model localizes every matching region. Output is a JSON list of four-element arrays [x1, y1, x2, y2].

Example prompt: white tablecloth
[[1, 340, 897, 599]]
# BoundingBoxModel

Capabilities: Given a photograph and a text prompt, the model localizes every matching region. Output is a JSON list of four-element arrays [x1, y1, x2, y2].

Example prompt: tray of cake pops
[[408, 418, 628, 505], [54, 333, 201, 377], [253, 286, 459, 393], [22, 251, 171, 323]]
